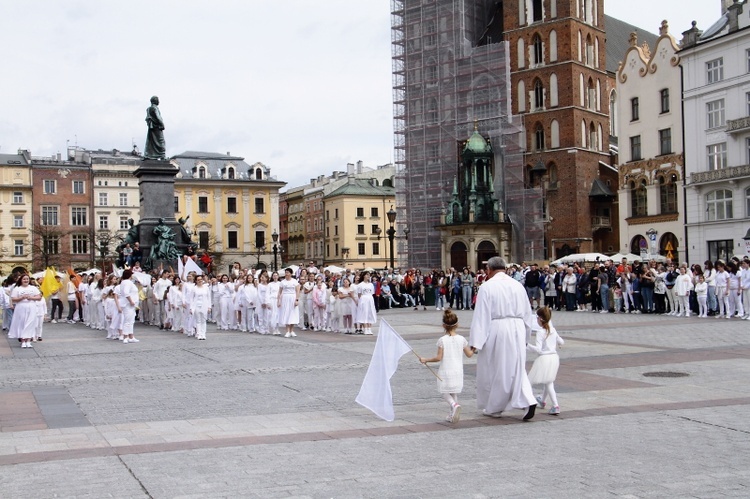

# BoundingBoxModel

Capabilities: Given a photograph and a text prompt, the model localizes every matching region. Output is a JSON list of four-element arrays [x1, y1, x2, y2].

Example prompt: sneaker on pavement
[[122, 338, 129, 344], [129, 338, 140, 343], [482, 409, 503, 418], [51, 319, 57, 324], [290, 331, 297, 337], [549, 406, 561, 415], [451, 404, 461, 423], [535, 396, 546, 409], [284, 332, 291, 338]]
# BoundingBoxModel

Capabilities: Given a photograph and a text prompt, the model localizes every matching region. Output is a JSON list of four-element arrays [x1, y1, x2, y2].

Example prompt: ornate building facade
[[172, 151, 285, 271], [616, 22, 685, 262]]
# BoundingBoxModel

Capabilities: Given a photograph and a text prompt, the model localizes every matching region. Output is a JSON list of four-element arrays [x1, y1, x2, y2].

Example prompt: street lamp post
[[272, 230, 279, 272], [386, 207, 397, 270]]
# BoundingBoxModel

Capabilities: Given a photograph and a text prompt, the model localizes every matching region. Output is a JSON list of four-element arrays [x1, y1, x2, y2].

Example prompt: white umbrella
[[132, 272, 153, 286], [610, 253, 643, 264], [323, 265, 345, 274], [550, 252, 610, 265]]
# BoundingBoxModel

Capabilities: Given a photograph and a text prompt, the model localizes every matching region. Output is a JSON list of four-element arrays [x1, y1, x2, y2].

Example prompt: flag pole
[[410, 349, 442, 381]]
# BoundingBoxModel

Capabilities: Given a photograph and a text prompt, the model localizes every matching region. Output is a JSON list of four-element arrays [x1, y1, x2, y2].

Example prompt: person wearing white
[[277, 269, 300, 337], [299, 274, 315, 330], [704, 261, 718, 315], [419, 309, 474, 423], [727, 262, 744, 319], [673, 266, 694, 317], [209, 277, 221, 324], [152, 272, 171, 329], [169, 280, 185, 333], [740, 260, 750, 320], [182, 274, 197, 336], [9, 275, 42, 348], [356, 273, 377, 335], [191, 275, 211, 340], [267, 272, 281, 335], [338, 279, 357, 334], [714, 262, 730, 319], [469, 257, 538, 420], [35, 284, 47, 341], [216, 275, 233, 330], [311, 276, 328, 331], [117, 270, 140, 344], [237, 275, 256, 332], [256, 274, 270, 334], [695, 274, 709, 318], [527, 307, 564, 415]]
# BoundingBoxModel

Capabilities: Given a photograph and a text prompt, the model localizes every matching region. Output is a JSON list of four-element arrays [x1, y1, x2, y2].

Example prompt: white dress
[[277, 278, 299, 325], [356, 282, 377, 324], [527, 324, 564, 385], [9, 285, 41, 340], [267, 281, 281, 330], [337, 287, 357, 317], [436, 334, 468, 393]]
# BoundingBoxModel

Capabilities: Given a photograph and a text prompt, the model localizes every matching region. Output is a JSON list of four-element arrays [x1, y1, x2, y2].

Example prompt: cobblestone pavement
[[1, 308, 750, 498]]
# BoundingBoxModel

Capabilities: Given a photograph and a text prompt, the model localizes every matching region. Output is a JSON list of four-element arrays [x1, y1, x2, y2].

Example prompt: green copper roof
[[464, 130, 491, 153]]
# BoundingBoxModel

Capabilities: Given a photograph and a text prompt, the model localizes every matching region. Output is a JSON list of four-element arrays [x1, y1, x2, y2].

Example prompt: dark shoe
[[523, 404, 537, 421]]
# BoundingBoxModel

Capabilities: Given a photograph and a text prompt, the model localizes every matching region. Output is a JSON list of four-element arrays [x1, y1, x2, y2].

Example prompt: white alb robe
[[469, 271, 537, 414]]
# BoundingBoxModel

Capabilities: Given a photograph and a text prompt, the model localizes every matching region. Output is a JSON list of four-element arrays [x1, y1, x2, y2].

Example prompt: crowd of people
[[512, 256, 750, 320]]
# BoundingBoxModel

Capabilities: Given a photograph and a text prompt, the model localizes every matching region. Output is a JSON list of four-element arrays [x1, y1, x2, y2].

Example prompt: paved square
[[2, 309, 750, 497]]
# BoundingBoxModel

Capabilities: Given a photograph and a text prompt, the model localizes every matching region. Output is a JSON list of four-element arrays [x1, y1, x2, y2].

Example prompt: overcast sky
[[0, 1, 721, 190]]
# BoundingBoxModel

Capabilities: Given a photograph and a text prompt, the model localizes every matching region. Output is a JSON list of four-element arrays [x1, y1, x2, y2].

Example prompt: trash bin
[[424, 285, 436, 306]]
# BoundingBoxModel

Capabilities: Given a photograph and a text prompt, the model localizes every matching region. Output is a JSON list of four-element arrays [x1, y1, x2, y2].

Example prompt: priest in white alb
[[469, 256, 538, 420]]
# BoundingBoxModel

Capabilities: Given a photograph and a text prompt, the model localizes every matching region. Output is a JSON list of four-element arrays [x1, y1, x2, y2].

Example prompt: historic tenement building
[[616, 22, 685, 262]]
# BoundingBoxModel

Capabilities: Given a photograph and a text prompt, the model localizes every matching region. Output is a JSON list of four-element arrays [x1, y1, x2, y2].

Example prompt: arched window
[[534, 79, 544, 109], [549, 73, 558, 106], [609, 89, 618, 136], [550, 119, 560, 148], [532, 0, 543, 22], [587, 77, 595, 110], [198, 166, 206, 179], [427, 98, 438, 123], [227, 167, 235, 179], [535, 123, 545, 151], [589, 122, 597, 150], [255, 167, 263, 179], [596, 79, 601, 110], [549, 30, 558, 61], [426, 58, 438, 82], [548, 162, 558, 185], [533, 34, 543, 65], [631, 180, 648, 217], [579, 73, 585, 106], [517, 38, 525, 68], [577, 31, 583, 61], [518, 0, 526, 25], [594, 37, 600, 68], [630, 234, 647, 255], [518, 80, 526, 112], [586, 35, 594, 66], [706, 189, 733, 221], [550, 0, 557, 18], [597, 124, 603, 151], [581, 120, 587, 148], [659, 174, 678, 214]]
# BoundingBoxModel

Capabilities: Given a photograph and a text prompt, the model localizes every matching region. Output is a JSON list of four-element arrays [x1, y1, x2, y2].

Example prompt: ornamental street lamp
[[272, 230, 279, 272], [386, 206, 397, 270]]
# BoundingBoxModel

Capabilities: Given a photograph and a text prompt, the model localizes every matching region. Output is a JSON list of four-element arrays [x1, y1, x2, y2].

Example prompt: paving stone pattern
[[1, 308, 750, 497]]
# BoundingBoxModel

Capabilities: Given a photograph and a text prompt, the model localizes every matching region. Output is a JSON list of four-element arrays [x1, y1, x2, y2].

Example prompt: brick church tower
[[503, 0, 618, 258]]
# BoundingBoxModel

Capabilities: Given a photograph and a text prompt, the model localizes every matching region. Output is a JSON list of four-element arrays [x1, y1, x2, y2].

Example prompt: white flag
[[178, 257, 185, 280], [184, 257, 204, 276], [355, 320, 412, 422]]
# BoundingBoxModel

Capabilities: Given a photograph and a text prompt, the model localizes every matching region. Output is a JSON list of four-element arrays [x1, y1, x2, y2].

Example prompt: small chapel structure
[[436, 127, 513, 270]]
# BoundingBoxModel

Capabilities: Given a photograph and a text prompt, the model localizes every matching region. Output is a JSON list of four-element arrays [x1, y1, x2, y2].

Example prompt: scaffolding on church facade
[[391, 0, 543, 269]]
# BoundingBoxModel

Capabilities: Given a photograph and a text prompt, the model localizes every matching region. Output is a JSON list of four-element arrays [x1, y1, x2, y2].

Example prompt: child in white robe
[[419, 309, 474, 423]]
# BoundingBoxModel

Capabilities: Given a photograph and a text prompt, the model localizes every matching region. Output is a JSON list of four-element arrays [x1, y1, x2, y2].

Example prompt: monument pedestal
[[134, 159, 191, 270]]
